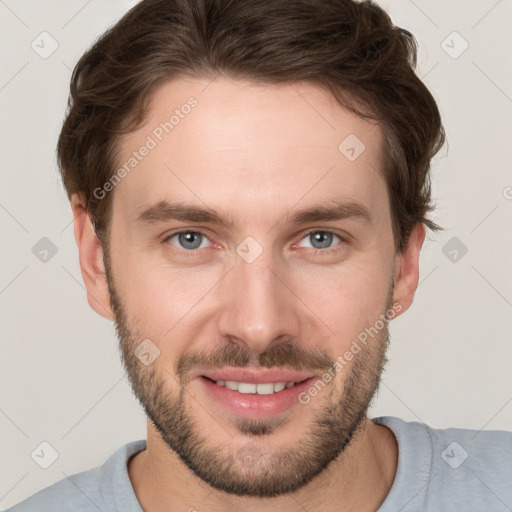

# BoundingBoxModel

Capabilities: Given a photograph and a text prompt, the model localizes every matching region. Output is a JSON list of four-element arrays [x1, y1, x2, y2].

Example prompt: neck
[[128, 417, 398, 512]]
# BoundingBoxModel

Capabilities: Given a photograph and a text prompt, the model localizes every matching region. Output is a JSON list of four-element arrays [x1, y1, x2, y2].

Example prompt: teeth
[[274, 382, 286, 392], [238, 382, 257, 394], [256, 383, 274, 395], [215, 380, 296, 394]]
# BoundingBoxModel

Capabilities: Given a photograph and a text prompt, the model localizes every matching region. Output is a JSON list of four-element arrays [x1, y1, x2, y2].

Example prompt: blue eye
[[166, 231, 211, 251], [298, 231, 342, 251], [164, 229, 344, 256]]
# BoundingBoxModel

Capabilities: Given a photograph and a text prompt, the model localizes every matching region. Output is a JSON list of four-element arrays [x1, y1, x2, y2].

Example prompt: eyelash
[[163, 229, 346, 257]]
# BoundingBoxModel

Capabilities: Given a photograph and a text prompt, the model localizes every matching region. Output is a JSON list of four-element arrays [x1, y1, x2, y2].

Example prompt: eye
[[165, 230, 212, 252], [297, 230, 343, 253], [163, 229, 345, 256]]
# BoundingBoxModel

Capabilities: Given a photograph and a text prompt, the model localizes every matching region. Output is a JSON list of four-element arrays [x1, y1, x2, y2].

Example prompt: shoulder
[[429, 420, 512, 469], [374, 416, 512, 511], [6, 469, 101, 511], [379, 415, 512, 470], [6, 440, 146, 512]]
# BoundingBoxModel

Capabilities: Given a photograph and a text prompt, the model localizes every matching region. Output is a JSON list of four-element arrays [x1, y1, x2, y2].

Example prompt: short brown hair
[[57, 0, 445, 253]]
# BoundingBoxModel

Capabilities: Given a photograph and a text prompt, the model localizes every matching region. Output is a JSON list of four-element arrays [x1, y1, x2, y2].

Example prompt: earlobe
[[71, 194, 114, 321], [391, 223, 426, 317]]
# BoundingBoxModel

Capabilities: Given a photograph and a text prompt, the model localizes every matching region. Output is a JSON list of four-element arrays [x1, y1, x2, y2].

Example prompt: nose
[[216, 247, 300, 354]]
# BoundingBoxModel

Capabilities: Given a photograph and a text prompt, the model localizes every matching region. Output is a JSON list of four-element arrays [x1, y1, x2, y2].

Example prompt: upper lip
[[198, 367, 316, 384]]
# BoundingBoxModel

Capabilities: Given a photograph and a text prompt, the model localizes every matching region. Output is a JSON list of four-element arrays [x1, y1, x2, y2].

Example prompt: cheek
[[114, 252, 219, 341], [293, 262, 392, 348]]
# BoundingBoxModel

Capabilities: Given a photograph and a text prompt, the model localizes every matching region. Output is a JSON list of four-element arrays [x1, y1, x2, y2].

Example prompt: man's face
[[104, 77, 400, 496]]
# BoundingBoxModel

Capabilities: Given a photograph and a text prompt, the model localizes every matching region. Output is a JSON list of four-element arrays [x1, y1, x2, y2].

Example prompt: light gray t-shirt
[[7, 416, 512, 511]]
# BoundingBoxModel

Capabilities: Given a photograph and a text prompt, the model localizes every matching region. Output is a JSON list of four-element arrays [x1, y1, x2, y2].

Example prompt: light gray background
[[1, 0, 511, 508]]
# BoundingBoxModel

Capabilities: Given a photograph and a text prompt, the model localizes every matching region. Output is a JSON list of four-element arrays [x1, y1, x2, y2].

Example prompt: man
[[8, 0, 512, 510]]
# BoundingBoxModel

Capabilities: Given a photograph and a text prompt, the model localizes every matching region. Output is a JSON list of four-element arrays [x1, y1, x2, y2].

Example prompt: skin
[[71, 76, 425, 512]]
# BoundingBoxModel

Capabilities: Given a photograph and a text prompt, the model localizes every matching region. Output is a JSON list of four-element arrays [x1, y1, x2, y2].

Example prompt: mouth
[[204, 377, 304, 395], [195, 368, 318, 419]]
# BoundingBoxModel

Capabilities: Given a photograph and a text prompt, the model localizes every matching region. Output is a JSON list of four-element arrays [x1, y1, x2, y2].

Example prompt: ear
[[71, 193, 114, 321], [391, 223, 426, 317]]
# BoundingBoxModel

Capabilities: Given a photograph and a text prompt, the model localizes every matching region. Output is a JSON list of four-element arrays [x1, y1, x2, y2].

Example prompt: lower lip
[[198, 376, 316, 419]]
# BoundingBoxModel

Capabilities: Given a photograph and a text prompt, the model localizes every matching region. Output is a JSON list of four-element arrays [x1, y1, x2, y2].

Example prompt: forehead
[[113, 76, 388, 227]]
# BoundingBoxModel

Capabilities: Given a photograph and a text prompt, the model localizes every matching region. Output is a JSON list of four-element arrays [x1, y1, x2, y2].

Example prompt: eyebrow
[[134, 198, 371, 228]]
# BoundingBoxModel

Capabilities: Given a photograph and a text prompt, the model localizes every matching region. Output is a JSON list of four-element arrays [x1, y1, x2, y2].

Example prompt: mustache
[[175, 341, 334, 381]]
